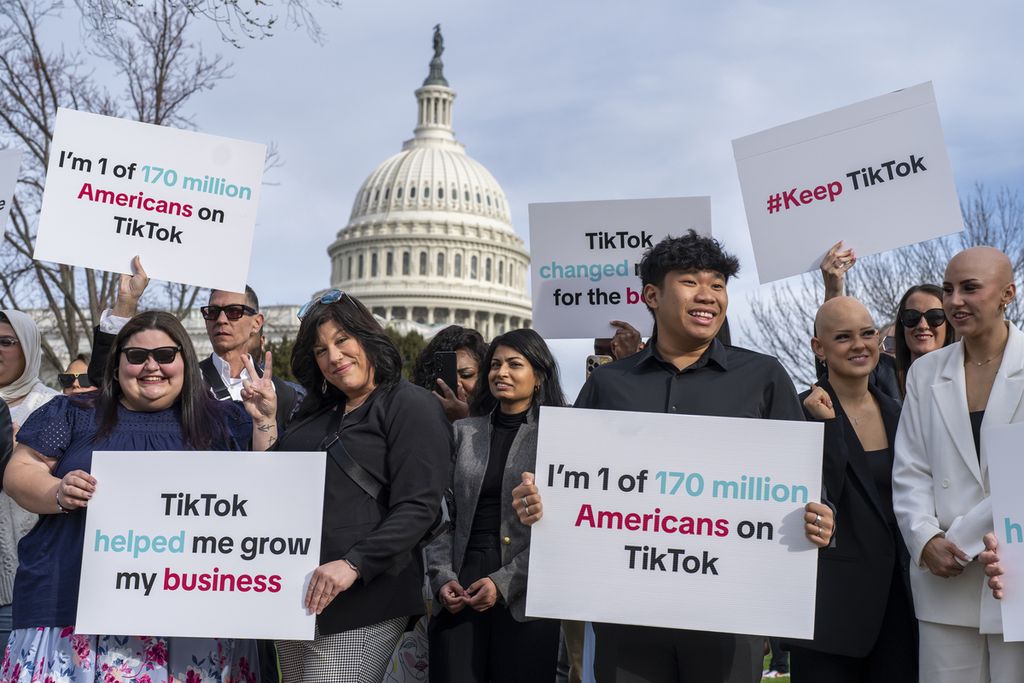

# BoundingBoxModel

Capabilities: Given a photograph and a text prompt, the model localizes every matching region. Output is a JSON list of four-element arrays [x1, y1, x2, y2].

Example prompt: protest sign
[[76, 451, 325, 640], [986, 422, 1024, 640], [733, 82, 962, 285], [526, 406, 823, 638], [35, 108, 266, 292], [0, 148, 20, 236], [529, 197, 711, 339]]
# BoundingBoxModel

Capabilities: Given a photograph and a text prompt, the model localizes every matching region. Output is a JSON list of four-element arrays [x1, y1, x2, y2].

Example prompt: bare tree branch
[[739, 185, 1024, 386]]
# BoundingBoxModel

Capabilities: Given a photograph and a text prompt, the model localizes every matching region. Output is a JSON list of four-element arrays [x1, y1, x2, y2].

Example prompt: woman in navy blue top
[[1, 311, 258, 683]]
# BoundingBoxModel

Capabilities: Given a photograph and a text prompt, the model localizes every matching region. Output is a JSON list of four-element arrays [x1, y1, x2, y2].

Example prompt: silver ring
[[525, 504, 531, 516], [815, 514, 822, 526], [816, 527, 823, 538]]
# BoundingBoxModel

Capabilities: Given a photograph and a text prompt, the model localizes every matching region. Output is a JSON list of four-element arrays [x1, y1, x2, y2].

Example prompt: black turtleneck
[[469, 407, 530, 542]]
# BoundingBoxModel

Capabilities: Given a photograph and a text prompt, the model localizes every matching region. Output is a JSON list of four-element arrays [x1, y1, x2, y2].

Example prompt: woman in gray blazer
[[425, 328, 566, 682]]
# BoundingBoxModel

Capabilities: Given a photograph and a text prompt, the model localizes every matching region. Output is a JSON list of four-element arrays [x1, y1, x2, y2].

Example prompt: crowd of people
[[0, 229, 1020, 683]]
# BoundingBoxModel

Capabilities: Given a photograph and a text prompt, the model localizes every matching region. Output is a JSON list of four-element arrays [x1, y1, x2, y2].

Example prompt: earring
[[322, 378, 328, 394]]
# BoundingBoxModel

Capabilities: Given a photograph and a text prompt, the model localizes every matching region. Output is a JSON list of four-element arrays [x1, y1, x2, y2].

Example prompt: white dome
[[327, 38, 531, 341], [350, 137, 513, 228]]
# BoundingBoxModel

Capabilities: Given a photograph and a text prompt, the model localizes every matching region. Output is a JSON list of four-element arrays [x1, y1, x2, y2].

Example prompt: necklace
[[965, 350, 1003, 367]]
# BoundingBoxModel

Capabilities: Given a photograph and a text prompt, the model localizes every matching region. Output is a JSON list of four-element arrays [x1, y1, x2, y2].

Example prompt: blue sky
[[39, 1, 1024, 394]]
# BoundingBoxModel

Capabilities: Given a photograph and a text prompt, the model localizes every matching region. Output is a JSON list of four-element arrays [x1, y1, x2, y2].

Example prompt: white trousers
[[920, 620, 1024, 683]]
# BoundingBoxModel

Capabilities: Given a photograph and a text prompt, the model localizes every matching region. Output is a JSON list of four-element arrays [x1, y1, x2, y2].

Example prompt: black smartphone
[[433, 351, 458, 394]]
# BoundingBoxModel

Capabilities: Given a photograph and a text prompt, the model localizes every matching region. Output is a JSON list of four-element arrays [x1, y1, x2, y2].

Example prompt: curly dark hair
[[469, 328, 567, 416], [96, 311, 229, 449], [411, 325, 487, 391], [291, 293, 403, 415]]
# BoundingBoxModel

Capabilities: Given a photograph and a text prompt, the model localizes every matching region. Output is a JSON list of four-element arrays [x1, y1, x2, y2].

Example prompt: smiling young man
[[570, 230, 832, 683]]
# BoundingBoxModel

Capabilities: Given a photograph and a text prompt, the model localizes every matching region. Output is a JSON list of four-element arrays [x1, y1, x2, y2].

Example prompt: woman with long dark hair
[[892, 283, 954, 396], [248, 290, 451, 683], [425, 328, 566, 682], [1, 311, 258, 682]]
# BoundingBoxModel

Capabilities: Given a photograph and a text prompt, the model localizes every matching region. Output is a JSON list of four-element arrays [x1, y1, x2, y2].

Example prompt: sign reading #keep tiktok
[[733, 82, 963, 285]]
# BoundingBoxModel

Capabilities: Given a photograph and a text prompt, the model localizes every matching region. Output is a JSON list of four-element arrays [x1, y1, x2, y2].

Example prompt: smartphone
[[586, 354, 613, 378], [433, 351, 458, 394]]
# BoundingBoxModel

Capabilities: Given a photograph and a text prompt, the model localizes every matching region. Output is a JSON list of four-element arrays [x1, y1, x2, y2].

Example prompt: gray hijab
[[0, 309, 44, 404]]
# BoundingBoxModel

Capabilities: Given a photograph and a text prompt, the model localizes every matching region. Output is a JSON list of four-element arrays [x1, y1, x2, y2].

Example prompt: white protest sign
[[76, 451, 325, 640], [733, 82, 963, 285], [0, 148, 20, 236], [35, 108, 266, 291], [526, 407, 823, 638], [986, 422, 1024, 640], [529, 197, 711, 339]]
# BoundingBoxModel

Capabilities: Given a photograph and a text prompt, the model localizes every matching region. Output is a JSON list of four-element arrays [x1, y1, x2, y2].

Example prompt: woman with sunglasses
[[59, 354, 97, 396], [892, 284, 954, 397], [893, 247, 1024, 681], [1, 311, 262, 682], [0, 310, 58, 651], [247, 290, 451, 683], [424, 329, 565, 682]]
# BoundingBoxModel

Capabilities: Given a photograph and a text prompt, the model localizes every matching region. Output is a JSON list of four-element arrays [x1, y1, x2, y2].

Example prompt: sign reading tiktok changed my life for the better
[[34, 108, 266, 291], [528, 197, 711, 339], [76, 451, 325, 640], [526, 407, 823, 639]]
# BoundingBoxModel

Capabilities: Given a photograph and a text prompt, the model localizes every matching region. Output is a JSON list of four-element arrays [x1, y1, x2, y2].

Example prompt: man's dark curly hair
[[639, 230, 740, 291]]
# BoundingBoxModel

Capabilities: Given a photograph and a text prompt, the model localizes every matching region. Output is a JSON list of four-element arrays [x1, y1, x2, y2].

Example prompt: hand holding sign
[[981, 533, 1005, 600], [305, 558, 359, 615], [512, 471, 542, 525]]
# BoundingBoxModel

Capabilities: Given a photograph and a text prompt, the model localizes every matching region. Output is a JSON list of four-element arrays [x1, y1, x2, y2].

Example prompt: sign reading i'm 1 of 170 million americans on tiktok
[[34, 108, 266, 292]]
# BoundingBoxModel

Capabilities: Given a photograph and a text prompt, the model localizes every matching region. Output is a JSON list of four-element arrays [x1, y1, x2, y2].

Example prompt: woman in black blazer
[[247, 290, 452, 683], [425, 329, 566, 682], [788, 296, 917, 682]]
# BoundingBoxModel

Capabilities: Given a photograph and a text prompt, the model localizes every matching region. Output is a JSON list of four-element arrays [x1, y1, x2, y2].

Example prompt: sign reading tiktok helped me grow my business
[[76, 451, 325, 640], [529, 197, 711, 339], [34, 108, 266, 291], [526, 407, 823, 638], [733, 82, 963, 285]]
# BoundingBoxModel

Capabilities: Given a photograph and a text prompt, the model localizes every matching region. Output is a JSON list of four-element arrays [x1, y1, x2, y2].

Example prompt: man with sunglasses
[[87, 258, 303, 431]]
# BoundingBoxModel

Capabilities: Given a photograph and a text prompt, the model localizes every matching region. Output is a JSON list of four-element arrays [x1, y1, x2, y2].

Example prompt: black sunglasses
[[121, 346, 183, 365], [200, 304, 257, 321], [900, 308, 946, 328], [57, 373, 94, 389]]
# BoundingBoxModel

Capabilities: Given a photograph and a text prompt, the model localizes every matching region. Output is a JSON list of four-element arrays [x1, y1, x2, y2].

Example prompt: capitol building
[[326, 30, 532, 340]]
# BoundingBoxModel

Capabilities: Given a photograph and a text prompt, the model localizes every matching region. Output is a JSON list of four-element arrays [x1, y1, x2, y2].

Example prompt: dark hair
[[412, 325, 487, 390], [639, 230, 740, 296], [291, 293, 403, 415], [469, 328, 567, 416], [96, 311, 227, 449], [209, 285, 259, 311], [894, 284, 953, 397]]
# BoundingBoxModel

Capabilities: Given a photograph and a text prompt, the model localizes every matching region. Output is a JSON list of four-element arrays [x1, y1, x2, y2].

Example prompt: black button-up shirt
[[575, 337, 803, 421]]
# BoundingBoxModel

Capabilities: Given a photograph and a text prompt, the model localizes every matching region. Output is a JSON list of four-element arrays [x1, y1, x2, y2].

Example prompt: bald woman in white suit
[[893, 246, 1024, 682]]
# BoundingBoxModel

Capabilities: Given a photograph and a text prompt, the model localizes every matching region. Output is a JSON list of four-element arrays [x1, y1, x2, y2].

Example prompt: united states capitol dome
[[328, 28, 531, 339]]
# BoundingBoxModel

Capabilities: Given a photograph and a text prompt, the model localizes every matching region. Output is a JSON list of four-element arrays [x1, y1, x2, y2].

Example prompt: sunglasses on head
[[900, 308, 946, 328], [297, 289, 346, 320], [121, 346, 182, 365], [57, 373, 94, 389], [200, 304, 257, 321], [0, 336, 20, 348]]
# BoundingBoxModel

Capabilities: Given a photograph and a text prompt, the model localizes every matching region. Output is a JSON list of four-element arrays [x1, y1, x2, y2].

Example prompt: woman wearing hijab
[[0, 310, 57, 649]]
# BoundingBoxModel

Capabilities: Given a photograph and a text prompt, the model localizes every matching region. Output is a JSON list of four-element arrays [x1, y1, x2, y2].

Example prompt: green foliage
[[386, 329, 426, 380], [266, 335, 297, 382]]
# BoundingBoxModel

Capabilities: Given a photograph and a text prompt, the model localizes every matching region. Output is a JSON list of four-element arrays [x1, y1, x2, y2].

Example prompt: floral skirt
[[0, 627, 259, 683]]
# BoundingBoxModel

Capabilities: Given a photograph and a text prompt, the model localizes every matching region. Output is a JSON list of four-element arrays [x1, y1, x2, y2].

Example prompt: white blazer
[[893, 321, 1024, 632]]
